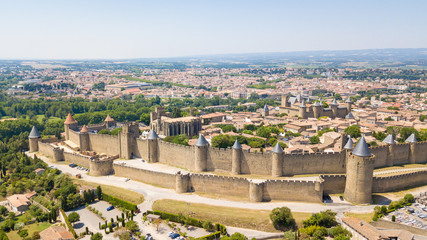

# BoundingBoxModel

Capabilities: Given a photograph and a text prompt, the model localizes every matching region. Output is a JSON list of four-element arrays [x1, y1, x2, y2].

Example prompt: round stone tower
[[345, 97, 352, 114], [262, 104, 269, 117], [79, 125, 90, 152], [28, 126, 41, 152], [406, 133, 417, 164], [271, 143, 284, 177], [382, 134, 395, 167], [344, 136, 375, 204], [194, 134, 209, 172], [175, 171, 190, 193], [249, 180, 265, 202], [313, 101, 322, 119], [64, 113, 78, 140], [299, 100, 307, 119], [147, 129, 159, 163], [231, 139, 242, 175], [330, 99, 338, 119]]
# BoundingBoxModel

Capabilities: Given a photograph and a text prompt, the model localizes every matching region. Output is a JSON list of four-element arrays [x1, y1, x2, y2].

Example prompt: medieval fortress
[[28, 109, 427, 205]]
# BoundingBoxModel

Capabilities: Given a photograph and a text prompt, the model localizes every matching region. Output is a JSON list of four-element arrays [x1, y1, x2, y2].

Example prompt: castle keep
[[30, 114, 427, 205], [279, 94, 352, 119], [150, 107, 202, 137]]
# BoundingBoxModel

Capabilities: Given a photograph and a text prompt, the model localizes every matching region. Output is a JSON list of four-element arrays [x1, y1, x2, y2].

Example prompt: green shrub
[[60, 208, 77, 238], [102, 193, 137, 211], [18, 229, 28, 238], [196, 231, 221, 240]]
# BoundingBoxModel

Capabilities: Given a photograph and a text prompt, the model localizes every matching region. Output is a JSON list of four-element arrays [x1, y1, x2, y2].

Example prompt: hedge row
[[147, 210, 227, 235], [102, 193, 137, 211], [196, 231, 221, 240], [60, 208, 77, 238]]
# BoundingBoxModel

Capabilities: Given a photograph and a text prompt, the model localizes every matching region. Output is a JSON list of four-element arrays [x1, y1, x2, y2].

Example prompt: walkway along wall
[[64, 129, 427, 177], [112, 162, 323, 202]]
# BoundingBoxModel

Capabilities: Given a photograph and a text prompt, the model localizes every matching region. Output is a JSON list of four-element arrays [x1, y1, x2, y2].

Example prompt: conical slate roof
[[64, 113, 77, 124], [345, 97, 352, 103], [299, 100, 306, 108], [313, 101, 321, 107], [232, 139, 242, 149], [195, 134, 209, 147], [382, 134, 395, 145], [345, 112, 355, 119], [352, 136, 371, 157], [272, 142, 283, 153], [343, 136, 353, 150], [104, 115, 115, 122], [80, 125, 89, 133], [405, 133, 417, 143], [29, 126, 41, 138], [263, 104, 269, 111], [330, 99, 338, 106], [147, 129, 159, 139]]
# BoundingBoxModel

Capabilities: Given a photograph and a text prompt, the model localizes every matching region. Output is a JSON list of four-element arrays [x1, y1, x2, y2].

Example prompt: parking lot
[[385, 195, 427, 230], [90, 201, 123, 220]]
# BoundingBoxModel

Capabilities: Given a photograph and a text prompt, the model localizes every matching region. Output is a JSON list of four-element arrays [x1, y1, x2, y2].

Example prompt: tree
[[91, 233, 103, 240], [221, 232, 248, 240], [222, 125, 237, 133], [256, 126, 271, 138], [344, 125, 361, 138], [334, 93, 342, 100], [97, 186, 102, 200], [404, 194, 415, 204], [211, 134, 234, 148], [309, 136, 320, 144], [303, 210, 337, 228], [153, 218, 162, 232], [270, 207, 296, 231], [125, 220, 139, 233], [68, 212, 80, 225]]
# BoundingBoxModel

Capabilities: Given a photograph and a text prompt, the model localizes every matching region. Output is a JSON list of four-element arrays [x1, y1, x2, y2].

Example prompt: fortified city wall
[[372, 171, 427, 193], [67, 129, 427, 177]]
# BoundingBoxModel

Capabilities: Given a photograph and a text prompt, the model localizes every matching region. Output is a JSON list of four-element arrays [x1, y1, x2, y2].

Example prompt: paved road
[[374, 167, 427, 176], [31, 152, 376, 214]]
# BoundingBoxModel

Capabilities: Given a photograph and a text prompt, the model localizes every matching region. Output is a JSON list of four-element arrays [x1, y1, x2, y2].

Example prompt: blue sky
[[0, 0, 426, 59]]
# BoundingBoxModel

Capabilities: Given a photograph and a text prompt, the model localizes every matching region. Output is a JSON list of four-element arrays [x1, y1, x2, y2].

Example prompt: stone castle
[[278, 94, 352, 119], [150, 107, 202, 137], [29, 113, 427, 205]]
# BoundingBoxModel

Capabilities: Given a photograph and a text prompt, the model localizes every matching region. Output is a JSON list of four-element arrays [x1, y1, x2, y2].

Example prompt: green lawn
[[153, 199, 312, 232], [35, 114, 62, 123], [7, 222, 51, 239]]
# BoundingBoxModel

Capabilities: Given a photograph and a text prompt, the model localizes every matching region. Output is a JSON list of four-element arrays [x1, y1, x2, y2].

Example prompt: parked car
[[170, 233, 180, 239], [145, 233, 153, 240], [107, 205, 114, 211], [339, 196, 344, 201], [69, 163, 77, 168], [168, 232, 175, 237], [125, 178, 130, 182]]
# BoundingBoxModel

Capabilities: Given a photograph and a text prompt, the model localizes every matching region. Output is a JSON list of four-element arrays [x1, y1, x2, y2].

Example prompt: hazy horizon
[[1, 0, 426, 59]]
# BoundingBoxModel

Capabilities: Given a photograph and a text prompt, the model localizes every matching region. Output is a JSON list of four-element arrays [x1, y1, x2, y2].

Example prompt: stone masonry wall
[[241, 151, 272, 175], [88, 134, 120, 156], [393, 143, 410, 165], [370, 145, 389, 168], [63, 152, 91, 168], [113, 164, 176, 189], [157, 141, 194, 169], [283, 152, 346, 176], [189, 174, 250, 197], [263, 179, 323, 202], [373, 171, 427, 193], [68, 130, 80, 146], [320, 175, 346, 194], [415, 142, 427, 163], [38, 142, 55, 157]]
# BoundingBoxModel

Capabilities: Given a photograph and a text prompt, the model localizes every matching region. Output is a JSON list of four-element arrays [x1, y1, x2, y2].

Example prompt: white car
[[125, 178, 130, 182]]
